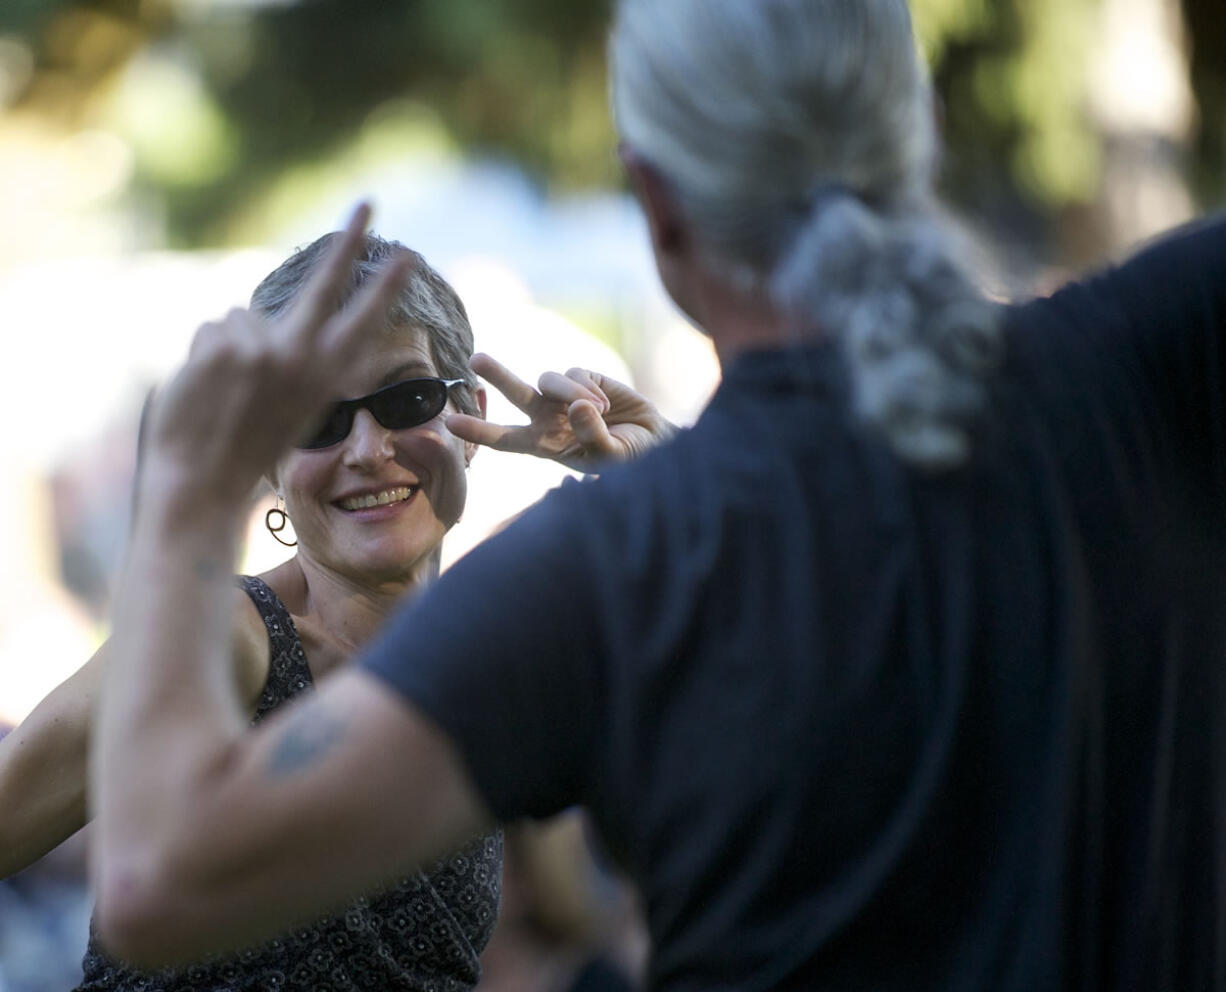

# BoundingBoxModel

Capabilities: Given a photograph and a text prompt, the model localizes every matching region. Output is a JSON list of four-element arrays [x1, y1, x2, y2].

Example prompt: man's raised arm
[[90, 205, 491, 968]]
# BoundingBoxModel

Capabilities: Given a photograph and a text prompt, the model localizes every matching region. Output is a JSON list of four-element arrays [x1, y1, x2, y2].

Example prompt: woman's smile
[[335, 485, 420, 514]]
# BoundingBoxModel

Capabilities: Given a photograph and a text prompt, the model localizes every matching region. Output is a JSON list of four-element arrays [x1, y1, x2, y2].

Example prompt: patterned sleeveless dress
[[77, 575, 503, 992]]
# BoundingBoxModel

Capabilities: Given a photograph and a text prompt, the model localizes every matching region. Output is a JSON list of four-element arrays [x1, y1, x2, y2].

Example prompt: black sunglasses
[[297, 377, 465, 450]]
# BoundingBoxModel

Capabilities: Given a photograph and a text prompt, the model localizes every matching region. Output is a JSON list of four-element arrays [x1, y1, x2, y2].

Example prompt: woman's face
[[272, 327, 475, 589]]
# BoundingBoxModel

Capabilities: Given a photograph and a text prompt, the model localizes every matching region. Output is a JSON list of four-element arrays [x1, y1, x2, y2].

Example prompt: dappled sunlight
[[1088, 0, 1195, 136], [1086, 0, 1196, 246], [106, 47, 238, 188]]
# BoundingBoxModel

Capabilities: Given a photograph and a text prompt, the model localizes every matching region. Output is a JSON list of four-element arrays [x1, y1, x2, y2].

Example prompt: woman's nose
[[341, 409, 396, 466]]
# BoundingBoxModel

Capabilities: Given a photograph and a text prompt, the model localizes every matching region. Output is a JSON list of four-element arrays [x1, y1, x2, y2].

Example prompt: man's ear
[[465, 386, 488, 467], [620, 146, 687, 260], [620, 144, 703, 324]]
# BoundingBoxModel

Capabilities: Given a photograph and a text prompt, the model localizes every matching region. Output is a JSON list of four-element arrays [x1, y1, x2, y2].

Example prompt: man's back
[[364, 218, 1226, 990]]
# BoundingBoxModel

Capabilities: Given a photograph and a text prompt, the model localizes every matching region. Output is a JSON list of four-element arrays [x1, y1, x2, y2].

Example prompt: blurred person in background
[[478, 812, 646, 992], [90, 0, 1225, 989], [0, 229, 671, 990]]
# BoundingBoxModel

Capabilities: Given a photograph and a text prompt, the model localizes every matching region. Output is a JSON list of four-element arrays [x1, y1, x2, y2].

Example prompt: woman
[[0, 230, 670, 990], [91, 1, 1226, 989]]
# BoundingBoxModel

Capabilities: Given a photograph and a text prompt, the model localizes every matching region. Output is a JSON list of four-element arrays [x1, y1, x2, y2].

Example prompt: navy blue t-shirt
[[363, 218, 1226, 991]]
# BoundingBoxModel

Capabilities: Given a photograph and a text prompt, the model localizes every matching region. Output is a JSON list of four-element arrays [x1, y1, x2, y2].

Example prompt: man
[[90, 1, 1226, 987]]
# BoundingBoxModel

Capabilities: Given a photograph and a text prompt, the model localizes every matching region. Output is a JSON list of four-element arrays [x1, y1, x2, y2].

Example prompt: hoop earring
[[265, 497, 297, 548]]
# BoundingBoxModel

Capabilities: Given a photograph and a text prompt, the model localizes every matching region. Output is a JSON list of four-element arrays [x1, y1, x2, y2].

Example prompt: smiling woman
[[250, 235, 483, 598], [0, 223, 674, 990], [79, 234, 499, 991]]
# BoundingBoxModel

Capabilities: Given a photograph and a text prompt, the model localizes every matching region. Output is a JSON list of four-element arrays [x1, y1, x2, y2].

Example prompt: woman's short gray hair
[[250, 233, 480, 418], [610, 0, 1001, 469]]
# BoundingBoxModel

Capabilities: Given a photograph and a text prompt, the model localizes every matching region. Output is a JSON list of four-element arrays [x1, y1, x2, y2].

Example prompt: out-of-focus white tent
[[0, 156, 719, 724]]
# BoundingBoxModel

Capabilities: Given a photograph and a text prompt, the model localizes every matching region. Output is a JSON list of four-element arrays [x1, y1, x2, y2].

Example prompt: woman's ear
[[465, 386, 488, 468]]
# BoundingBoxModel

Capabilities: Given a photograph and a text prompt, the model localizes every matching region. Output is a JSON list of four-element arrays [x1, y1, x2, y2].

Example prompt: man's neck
[[686, 267, 821, 368]]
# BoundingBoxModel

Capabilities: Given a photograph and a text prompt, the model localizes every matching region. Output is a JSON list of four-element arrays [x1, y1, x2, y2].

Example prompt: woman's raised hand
[[446, 353, 677, 473], [141, 204, 410, 510]]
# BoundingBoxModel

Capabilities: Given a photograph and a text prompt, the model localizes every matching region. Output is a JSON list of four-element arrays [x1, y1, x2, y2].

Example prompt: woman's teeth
[[339, 487, 415, 511]]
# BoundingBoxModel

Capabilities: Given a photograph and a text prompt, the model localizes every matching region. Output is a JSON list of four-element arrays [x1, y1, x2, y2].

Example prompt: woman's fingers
[[470, 354, 539, 413], [538, 370, 608, 413], [564, 367, 611, 402], [585, 371, 653, 415], [567, 400, 619, 460], [446, 414, 544, 456], [444, 413, 517, 451], [459, 356, 663, 467]]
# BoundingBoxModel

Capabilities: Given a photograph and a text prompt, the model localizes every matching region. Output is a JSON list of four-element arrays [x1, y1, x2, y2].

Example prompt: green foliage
[[149, 0, 617, 242], [5, 0, 1224, 245], [107, 48, 238, 188], [913, 0, 993, 63], [915, 0, 1103, 209], [1183, 0, 1226, 201], [0, 0, 67, 35]]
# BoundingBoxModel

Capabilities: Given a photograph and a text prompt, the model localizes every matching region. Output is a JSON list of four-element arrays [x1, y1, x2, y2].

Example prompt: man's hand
[[446, 353, 676, 473], [141, 203, 411, 511]]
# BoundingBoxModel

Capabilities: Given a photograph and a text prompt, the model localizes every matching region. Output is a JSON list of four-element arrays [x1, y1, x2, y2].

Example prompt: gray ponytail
[[611, 0, 1003, 470], [771, 193, 1000, 469]]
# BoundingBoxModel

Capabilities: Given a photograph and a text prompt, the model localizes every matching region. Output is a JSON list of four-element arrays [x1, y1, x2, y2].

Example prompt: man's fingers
[[470, 354, 539, 413], [568, 400, 619, 459], [539, 371, 608, 413], [188, 319, 225, 358], [320, 255, 414, 364], [444, 414, 518, 452], [286, 202, 372, 335]]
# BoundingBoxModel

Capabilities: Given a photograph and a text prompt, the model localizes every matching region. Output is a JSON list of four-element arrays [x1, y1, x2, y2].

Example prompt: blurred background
[[0, 0, 1223, 987]]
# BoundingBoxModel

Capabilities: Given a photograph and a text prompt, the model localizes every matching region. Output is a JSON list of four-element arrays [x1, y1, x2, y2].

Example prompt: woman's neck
[[261, 551, 438, 656]]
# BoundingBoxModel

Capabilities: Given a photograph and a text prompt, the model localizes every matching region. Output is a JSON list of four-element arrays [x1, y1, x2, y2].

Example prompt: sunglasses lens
[[370, 379, 449, 430], [294, 379, 453, 449], [298, 405, 352, 450]]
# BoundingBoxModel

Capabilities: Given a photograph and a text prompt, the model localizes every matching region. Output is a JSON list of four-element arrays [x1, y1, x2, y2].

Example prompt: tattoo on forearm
[[267, 704, 347, 778]]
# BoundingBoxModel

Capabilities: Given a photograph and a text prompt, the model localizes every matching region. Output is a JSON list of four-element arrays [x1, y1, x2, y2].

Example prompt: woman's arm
[[0, 592, 269, 881], [0, 644, 103, 879]]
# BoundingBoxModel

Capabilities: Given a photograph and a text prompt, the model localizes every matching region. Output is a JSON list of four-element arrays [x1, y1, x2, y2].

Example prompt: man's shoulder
[[576, 425, 718, 521]]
